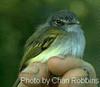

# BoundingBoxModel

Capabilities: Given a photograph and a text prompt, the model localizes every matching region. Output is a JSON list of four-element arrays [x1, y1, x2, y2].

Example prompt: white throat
[[65, 25, 86, 58]]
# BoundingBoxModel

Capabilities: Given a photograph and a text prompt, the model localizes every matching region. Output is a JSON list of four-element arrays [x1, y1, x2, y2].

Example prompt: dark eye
[[56, 20, 64, 26]]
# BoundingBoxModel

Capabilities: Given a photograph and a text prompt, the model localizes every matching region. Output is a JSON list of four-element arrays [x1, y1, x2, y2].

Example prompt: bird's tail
[[12, 78, 20, 87]]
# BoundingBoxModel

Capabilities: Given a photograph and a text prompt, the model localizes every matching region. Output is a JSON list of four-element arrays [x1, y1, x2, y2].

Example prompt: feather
[[19, 27, 61, 71]]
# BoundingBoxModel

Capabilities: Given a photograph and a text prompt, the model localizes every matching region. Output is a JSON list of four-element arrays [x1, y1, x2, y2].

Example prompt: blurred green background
[[0, 0, 100, 87]]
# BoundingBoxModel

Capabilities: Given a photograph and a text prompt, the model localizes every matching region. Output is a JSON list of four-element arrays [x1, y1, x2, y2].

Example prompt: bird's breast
[[49, 32, 85, 59], [29, 31, 85, 63]]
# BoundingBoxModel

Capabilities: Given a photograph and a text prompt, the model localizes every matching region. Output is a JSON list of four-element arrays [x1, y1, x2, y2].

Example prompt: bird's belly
[[27, 30, 86, 64], [28, 38, 82, 63], [28, 47, 64, 63]]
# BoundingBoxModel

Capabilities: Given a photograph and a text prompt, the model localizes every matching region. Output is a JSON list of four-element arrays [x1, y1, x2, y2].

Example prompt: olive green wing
[[19, 27, 60, 71]]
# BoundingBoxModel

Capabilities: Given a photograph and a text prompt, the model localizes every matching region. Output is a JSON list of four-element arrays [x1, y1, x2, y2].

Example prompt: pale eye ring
[[55, 20, 64, 26]]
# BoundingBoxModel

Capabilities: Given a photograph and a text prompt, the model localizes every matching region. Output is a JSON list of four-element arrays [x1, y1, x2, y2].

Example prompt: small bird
[[13, 10, 86, 87], [20, 10, 86, 70]]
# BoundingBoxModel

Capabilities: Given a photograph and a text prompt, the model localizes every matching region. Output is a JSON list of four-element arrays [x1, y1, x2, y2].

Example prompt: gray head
[[47, 10, 80, 32]]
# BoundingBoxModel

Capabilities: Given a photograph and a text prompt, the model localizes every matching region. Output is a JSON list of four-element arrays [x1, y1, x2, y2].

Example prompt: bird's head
[[47, 10, 81, 32]]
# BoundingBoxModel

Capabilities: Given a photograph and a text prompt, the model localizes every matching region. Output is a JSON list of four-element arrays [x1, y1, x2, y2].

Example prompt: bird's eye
[[55, 20, 64, 26]]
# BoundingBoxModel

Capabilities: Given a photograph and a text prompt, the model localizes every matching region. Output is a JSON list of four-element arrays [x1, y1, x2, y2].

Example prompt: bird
[[20, 10, 86, 70], [13, 10, 86, 87]]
